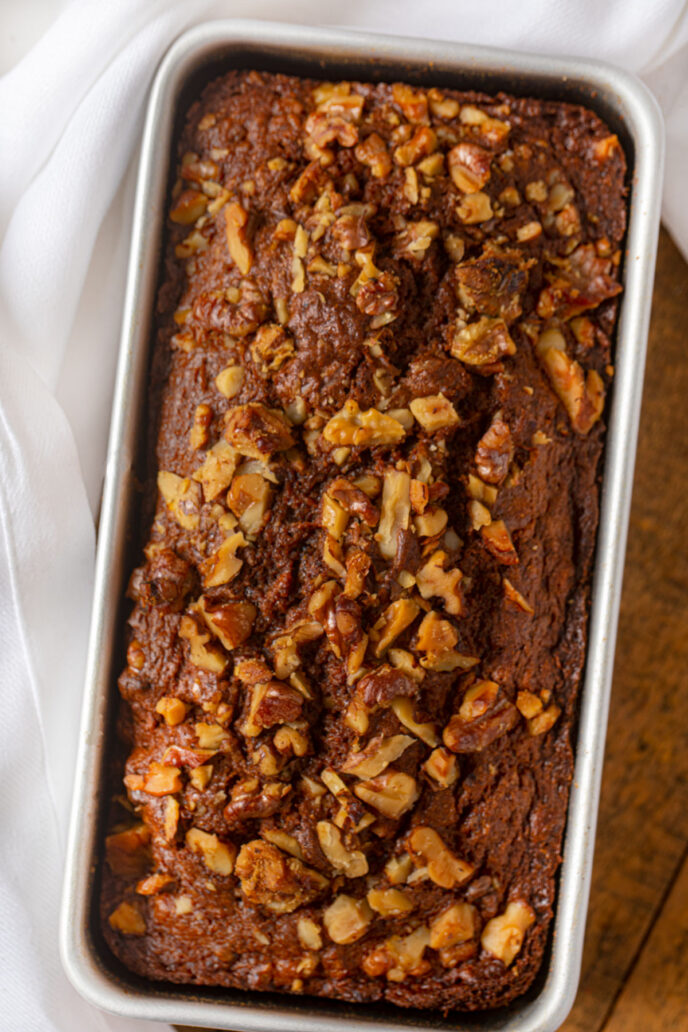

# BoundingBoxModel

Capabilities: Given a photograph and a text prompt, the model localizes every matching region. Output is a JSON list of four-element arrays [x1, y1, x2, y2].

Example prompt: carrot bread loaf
[[102, 70, 626, 1011]]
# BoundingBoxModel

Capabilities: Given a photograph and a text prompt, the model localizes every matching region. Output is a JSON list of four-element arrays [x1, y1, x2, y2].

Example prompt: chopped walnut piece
[[414, 506, 448, 539], [353, 769, 419, 819], [409, 393, 460, 433], [356, 664, 417, 708], [341, 734, 415, 779], [189, 403, 212, 450], [200, 530, 246, 588], [415, 609, 457, 655], [392, 83, 428, 123], [537, 339, 605, 434], [391, 697, 438, 747], [194, 722, 228, 750], [224, 202, 252, 275], [227, 473, 272, 537], [261, 829, 304, 862], [316, 821, 369, 878], [457, 191, 493, 224], [528, 702, 562, 736], [430, 902, 478, 949], [241, 679, 304, 737], [157, 471, 201, 531], [394, 126, 437, 167], [179, 613, 227, 673], [516, 690, 543, 719], [323, 894, 373, 944], [476, 417, 513, 484], [407, 826, 474, 888], [395, 219, 439, 260], [189, 764, 213, 791], [443, 681, 519, 753], [251, 323, 295, 373], [105, 824, 151, 878], [225, 403, 294, 458], [196, 597, 256, 651], [235, 840, 328, 914], [376, 470, 411, 560], [422, 746, 459, 787], [142, 762, 182, 797], [322, 399, 407, 448], [155, 696, 189, 726], [192, 440, 239, 502], [367, 887, 414, 916], [163, 797, 179, 841], [136, 872, 174, 896], [363, 926, 431, 982], [108, 901, 146, 936], [297, 917, 323, 951], [481, 519, 519, 565], [186, 828, 236, 876], [170, 189, 207, 224], [215, 363, 244, 399], [503, 578, 534, 614], [451, 316, 516, 368], [448, 143, 492, 193], [355, 132, 392, 178], [467, 473, 498, 509], [328, 477, 379, 525], [481, 900, 535, 966], [371, 598, 420, 656], [385, 853, 414, 885], [416, 551, 463, 616]]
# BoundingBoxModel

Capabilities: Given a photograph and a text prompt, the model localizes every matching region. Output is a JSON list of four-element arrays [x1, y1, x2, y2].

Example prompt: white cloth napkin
[[0, 1, 686, 1030]]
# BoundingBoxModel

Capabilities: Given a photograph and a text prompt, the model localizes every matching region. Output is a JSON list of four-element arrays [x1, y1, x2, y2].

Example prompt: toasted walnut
[[297, 917, 323, 951], [481, 900, 535, 966], [448, 143, 492, 193], [451, 317, 516, 367], [355, 132, 392, 178], [409, 393, 460, 433], [250, 323, 294, 374], [414, 505, 448, 539], [227, 473, 272, 537], [241, 679, 304, 737], [215, 363, 244, 399], [194, 722, 228, 750], [179, 612, 227, 673], [394, 126, 437, 167], [469, 498, 492, 532], [192, 440, 239, 502], [416, 551, 463, 617], [457, 192, 493, 224], [481, 519, 519, 565], [394, 219, 439, 260], [225, 403, 294, 458], [323, 895, 373, 944], [430, 902, 478, 949], [135, 872, 174, 896], [341, 734, 415, 779], [476, 417, 513, 484], [392, 82, 428, 123], [323, 399, 406, 449], [108, 901, 146, 936], [224, 202, 252, 275], [407, 826, 474, 888], [273, 725, 309, 757], [422, 746, 459, 787], [235, 840, 328, 914], [415, 610, 457, 655], [189, 403, 212, 450], [363, 926, 431, 982], [390, 697, 438, 747], [503, 577, 534, 614], [170, 189, 207, 224], [537, 340, 604, 434], [196, 597, 256, 651], [224, 778, 292, 824], [305, 109, 359, 154], [155, 696, 189, 727], [186, 828, 236, 875], [356, 664, 417, 709], [189, 764, 213, 791], [200, 530, 246, 588], [163, 797, 179, 841], [354, 769, 419, 819], [384, 854, 414, 885], [371, 599, 420, 656], [328, 477, 380, 526], [367, 887, 414, 916], [376, 470, 411, 560], [105, 824, 151, 878], [316, 821, 368, 878], [443, 681, 519, 753], [157, 471, 201, 530], [528, 702, 562, 736], [142, 762, 182, 797], [516, 690, 543, 719]]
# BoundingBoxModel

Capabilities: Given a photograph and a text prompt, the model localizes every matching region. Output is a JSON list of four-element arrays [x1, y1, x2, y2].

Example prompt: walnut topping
[[322, 399, 407, 448], [327, 477, 379, 525], [186, 828, 236, 875], [363, 926, 431, 982], [135, 872, 174, 896], [341, 734, 415, 779], [456, 191, 493, 224], [392, 83, 428, 123], [200, 530, 246, 588], [189, 764, 213, 791], [225, 403, 294, 458], [448, 143, 492, 194], [481, 900, 535, 966], [481, 519, 519, 564], [407, 826, 474, 888], [356, 664, 417, 708], [196, 597, 256, 651], [157, 471, 201, 530], [516, 690, 543, 719], [316, 821, 369, 877], [164, 797, 179, 841], [537, 336, 605, 434], [467, 473, 498, 508], [241, 679, 304, 737], [170, 189, 207, 224], [376, 470, 411, 560], [273, 724, 309, 757], [384, 853, 414, 885], [194, 722, 228, 750], [323, 894, 373, 944], [250, 323, 295, 373], [371, 599, 420, 656], [503, 577, 534, 613], [394, 126, 437, 167], [395, 219, 440, 260], [451, 317, 516, 367], [350, 245, 399, 320], [416, 551, 464, 616], [189, 403, 212, 450], [414, 506, 448, 539], [415, 609, 456, 657], [527, 702, 562, 736], [409, 393, 460, 433], [367, 886, 414, 916], [142, 762, 182, 797], [224, 201, 252, 275], [105, 824, 151, 878], [215, 363, 245, 402], [192, 440, 239, 501], [430, 902, 478, 949], [390, 697, 438, 747], [108, 901, 146, 936], [155, 696, 189, 726], [179, 613, 227, 672], [443, 680, 519, 753], [297, 917, 323, 951], [235, 840, 328, 914], [476, 417, 513, 484], [355, 132, 392, 179], [227, 473, 272, 537], [422, 746, 459, 787], [353, 769, 419, 819]]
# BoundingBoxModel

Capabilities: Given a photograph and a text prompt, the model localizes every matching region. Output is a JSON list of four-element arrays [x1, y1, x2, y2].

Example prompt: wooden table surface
[[178, 227, 688, 1032]]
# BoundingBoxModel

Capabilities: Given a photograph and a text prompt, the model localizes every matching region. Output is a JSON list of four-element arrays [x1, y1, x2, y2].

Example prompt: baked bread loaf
[[102, 69, 626, 1011]]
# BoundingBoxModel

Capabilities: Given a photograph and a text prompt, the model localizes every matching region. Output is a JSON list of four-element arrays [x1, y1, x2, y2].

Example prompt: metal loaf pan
[[60, 19, 664, 1032]]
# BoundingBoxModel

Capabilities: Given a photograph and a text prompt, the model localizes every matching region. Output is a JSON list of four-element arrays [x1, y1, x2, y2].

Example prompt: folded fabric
[[0, 1, 685, 1029]]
